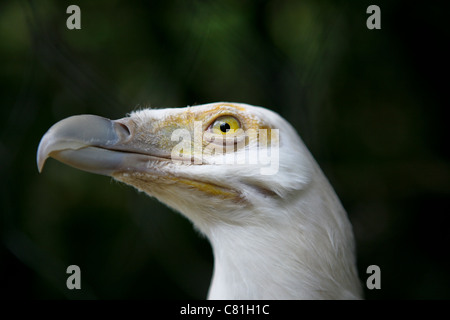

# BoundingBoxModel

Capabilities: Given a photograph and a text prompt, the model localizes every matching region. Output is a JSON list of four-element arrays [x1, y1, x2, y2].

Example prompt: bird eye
[[210, 116, 241, 135]]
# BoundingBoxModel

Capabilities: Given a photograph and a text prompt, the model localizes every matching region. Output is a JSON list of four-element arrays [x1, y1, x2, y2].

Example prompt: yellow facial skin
[[158, 103, 264, 131], [112, 103, 278, 201]]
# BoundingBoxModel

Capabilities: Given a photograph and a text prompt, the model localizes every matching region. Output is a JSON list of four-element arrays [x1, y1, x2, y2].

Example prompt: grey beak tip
[[37, 157, 45, 173], [37, 130, 52, 173]]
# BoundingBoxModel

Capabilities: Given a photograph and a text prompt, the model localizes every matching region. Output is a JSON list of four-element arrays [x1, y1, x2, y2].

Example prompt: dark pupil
[[220, 122, 231, 133]]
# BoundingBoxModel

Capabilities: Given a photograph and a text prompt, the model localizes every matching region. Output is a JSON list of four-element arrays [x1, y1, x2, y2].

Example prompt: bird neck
[[205, 180, 362, 299]]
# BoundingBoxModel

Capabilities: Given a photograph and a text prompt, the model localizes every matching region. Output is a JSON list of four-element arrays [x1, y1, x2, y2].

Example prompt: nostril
[[114, 119, 133, 140], [118, 122, 131, 135]]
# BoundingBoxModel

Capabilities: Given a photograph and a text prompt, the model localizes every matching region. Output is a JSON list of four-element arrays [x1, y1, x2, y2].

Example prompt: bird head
[[38, 102, 312, 232]]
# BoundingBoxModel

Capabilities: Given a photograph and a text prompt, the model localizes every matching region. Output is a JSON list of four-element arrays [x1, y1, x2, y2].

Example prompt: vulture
[[37, 102, 362, 299]]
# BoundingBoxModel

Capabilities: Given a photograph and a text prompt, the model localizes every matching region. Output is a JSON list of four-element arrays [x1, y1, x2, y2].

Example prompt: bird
[[37, 102, 363, 299]]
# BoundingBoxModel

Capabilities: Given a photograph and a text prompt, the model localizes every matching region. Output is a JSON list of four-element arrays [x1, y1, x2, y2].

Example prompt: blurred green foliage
[[1, 0, 449, 299]]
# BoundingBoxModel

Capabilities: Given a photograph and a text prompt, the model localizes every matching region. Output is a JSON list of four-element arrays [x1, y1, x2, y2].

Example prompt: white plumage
[[37, 102, 362, 299]]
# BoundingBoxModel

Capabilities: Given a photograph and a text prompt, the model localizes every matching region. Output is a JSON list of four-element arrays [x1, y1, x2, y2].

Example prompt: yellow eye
[[210, 116, 241, 135]]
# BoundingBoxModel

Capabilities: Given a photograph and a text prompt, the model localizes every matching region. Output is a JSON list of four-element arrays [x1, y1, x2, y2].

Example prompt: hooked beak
[[37, 115, 168, 176]]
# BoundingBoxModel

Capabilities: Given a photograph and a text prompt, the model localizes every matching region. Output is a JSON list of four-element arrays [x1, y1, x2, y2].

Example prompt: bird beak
[[37, 115, 166, 176]]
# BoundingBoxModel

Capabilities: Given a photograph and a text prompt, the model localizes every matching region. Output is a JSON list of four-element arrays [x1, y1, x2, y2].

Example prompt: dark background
[[1, 0, 449, 299]]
